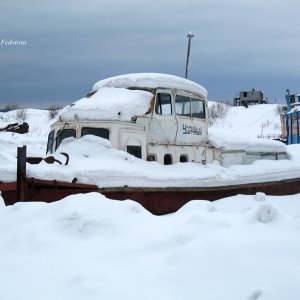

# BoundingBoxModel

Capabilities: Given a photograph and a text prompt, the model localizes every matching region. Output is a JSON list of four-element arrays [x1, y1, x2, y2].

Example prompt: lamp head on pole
[[187, 31, 194, 39]]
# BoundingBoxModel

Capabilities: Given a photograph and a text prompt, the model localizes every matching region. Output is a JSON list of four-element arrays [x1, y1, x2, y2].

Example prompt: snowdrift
[[0, 192, 300, 300]]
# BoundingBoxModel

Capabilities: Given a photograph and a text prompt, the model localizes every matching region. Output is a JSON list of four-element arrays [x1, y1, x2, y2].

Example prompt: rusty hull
[[1, 176, 300, 215]]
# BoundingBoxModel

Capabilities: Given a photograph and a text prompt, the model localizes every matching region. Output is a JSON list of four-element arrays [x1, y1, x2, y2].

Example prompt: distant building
[[233, 89, 267, 107]]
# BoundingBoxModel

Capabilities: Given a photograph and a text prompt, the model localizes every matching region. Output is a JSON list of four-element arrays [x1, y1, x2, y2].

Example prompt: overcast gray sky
[[1, 0, 300, 108]]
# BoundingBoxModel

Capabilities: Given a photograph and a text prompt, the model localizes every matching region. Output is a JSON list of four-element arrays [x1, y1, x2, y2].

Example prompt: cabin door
[[148, 90, 177, 144]]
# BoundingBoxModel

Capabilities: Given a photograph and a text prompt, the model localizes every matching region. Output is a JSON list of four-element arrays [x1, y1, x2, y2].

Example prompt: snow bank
[[209, 128, 286, 153], [0, 193, 300, 300], [92, 73, 208, 98], [209, 104, 286, 152], [253, 204, 280, 223], [21, 135, 299, 187], [210, 104, 282, 138], [0, 108, 53, 137], [59, 87, 153, 122], [26, 135, 219, 186], [0, 109, 51, 182]]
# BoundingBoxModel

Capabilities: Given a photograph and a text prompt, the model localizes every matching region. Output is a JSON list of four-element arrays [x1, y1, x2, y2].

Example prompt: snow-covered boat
[[2, 74, 299, 215], [46, 73, 287, 166]]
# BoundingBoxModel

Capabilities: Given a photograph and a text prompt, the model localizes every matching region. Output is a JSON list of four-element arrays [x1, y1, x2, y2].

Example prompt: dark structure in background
[[0, 122, 29, 134], [234, 89, 268, 107]]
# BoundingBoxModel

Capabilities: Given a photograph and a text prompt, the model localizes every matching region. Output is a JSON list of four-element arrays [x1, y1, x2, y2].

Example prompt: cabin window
[[147, 154, 156, 162], [82, 127, 109, 140], [175, 95, 191, 117], [127, 146, 142, 159], [46, 130, 55, 154], [155, 93, 172, 115], [55, 129, 76, 150], [191, 98, 205, 119], [176, 96, 205, 119], [164, 154, 173, 165], [180, 154, 189, 163]]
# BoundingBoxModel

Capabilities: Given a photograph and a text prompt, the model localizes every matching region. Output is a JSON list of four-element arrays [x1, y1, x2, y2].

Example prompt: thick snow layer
[[0, 192, 300, 300], [59, 87, 153, 122], [210, 104, 282, 138], [209, 104, 286, 152], [92, 73, 208, 98], [209, 130, 286, 152], [22, 136, 300, 187], [0, 105, 299, 186]]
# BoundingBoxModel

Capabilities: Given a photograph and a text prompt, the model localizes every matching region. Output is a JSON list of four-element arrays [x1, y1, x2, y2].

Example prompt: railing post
[[17, 145, 27, 201]]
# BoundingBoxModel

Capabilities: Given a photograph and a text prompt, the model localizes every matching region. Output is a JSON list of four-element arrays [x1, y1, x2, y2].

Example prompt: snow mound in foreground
[[1, 192, 300, 300], [253, 204, 280, 223]]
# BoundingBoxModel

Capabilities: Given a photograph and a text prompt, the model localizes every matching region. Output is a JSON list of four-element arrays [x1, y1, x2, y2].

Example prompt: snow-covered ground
[[1, 104, 300, 299], [0, 192, 300, 300]]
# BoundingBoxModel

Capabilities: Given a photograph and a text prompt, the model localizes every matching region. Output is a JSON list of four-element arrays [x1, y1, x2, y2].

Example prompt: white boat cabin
[[47, 73, 217, 165]]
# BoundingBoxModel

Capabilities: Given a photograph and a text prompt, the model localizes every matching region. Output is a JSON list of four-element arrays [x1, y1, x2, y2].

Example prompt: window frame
[[175, 95, 191, 118], [191, 97, 206, 119], [154, 91, 173, 116], [81, 127, 110, 140], [127, 145, 142, 159], [175, 94, 206, 119], [55, 128, 76, 150]]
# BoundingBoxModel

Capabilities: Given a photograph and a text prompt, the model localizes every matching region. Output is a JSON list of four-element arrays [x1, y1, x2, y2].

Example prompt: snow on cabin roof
[[92, 73, 208, 98], [58, 87, 154, 122]]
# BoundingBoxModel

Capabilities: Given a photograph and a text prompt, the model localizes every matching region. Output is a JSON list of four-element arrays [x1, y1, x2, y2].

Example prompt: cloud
[[1, 0, 300, 106]]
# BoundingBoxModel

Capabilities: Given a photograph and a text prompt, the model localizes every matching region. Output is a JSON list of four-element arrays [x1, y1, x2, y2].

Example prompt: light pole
[[185, 31, 194, 79]]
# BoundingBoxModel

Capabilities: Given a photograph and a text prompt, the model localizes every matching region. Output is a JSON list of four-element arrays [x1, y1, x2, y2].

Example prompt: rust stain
[[1, 177, 300, 215]]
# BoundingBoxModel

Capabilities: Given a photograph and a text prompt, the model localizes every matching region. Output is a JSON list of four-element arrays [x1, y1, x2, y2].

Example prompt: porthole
[[147, 154, 156, 162], [164, 154, 173, 165], [180, 154, 189, 163]]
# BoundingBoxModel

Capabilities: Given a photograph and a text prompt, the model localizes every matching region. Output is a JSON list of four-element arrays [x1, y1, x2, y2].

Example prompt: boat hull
[[1, 177, 300, 215]]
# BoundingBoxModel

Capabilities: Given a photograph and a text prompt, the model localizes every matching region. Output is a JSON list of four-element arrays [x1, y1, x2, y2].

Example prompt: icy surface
[[0, 192, 300, 300], [92, 73, 208, 98], [59, 87, 154, 122]]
